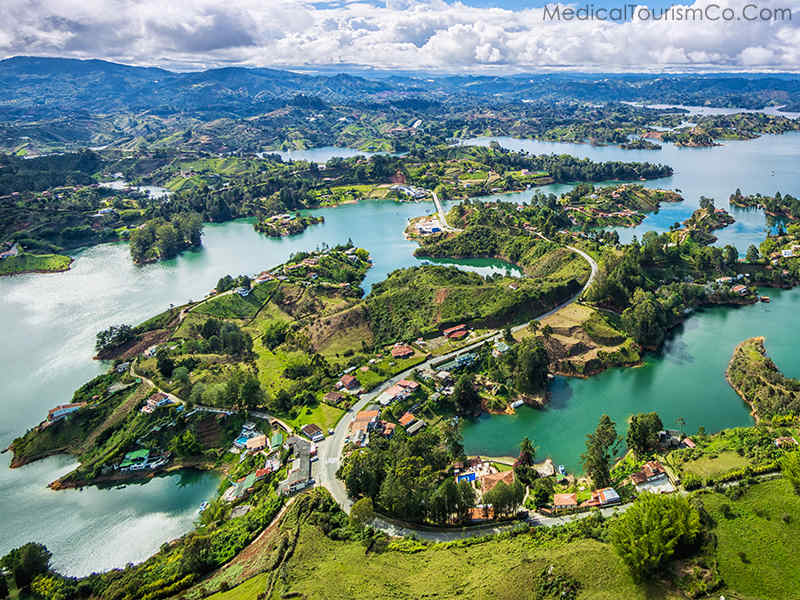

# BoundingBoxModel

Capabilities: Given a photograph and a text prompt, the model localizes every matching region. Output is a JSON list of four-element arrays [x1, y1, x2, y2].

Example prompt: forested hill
[[3, 56, 800, 119]]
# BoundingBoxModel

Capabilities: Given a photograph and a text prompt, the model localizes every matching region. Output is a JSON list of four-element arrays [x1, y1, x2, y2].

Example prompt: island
[[254, 213, 324, 237], [560, 183, 682, 229], [730, 189, 800, 220], [727, 336, 800, 423], [670, 199, 735, 244], [620, 137, 662, 150]]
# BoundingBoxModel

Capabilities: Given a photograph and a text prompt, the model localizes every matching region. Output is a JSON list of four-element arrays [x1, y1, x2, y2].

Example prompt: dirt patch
[[434, 288, 449, 305], [194, 414, 227, 449], [95, 329, 172, 361], [303, 304, 372, 352]]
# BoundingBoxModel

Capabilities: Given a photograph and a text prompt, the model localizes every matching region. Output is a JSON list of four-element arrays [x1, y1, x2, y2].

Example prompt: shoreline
[[725, 336, 763, 425]]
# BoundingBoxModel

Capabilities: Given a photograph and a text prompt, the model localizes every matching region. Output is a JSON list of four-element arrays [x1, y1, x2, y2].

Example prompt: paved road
[[432, 190, 459, 232], [314, 237, 600, 538]]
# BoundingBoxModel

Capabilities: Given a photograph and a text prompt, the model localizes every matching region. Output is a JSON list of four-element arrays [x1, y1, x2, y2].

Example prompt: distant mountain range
[[3, 56, 800, 120]]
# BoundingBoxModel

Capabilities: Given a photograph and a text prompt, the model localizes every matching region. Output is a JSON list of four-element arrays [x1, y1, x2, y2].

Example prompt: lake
[[1, 132, 799, 573]]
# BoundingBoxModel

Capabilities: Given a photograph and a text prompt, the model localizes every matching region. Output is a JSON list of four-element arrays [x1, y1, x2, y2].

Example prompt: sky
[[1, 0, 799, 72]]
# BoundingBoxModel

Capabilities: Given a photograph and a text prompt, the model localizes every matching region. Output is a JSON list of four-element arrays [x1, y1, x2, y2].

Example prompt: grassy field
[[681, 450, 749, 479], [0, 252, 72, 276], [194, 282, 277, 320], [206, 573, 268, 600], [255, 525, 676, 600], [286, 402, 345, 431], [703, 479, 800, 600]]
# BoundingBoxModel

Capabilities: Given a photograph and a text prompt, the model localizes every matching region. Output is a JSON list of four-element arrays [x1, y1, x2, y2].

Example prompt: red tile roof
[[340, 374, 359, 388], [354, 410, 379, 422], [481, 470, 515, 495], [391, 344, 415, 358], [399, 412, 416, 427], [553, 493, 578, 507], [631, 460, 666, 485], [398, 379, 419, 390], [443, 324, 467, 336]]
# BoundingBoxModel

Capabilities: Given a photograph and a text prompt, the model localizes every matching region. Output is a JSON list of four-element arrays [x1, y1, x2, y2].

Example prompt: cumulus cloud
[[0, 0, 798, 71]]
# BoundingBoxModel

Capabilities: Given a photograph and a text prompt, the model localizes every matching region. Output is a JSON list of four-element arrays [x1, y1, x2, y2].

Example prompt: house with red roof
[[398, 412, 417, 428], [443, 324, 469, 339], [480, 470, 515, 496], [337, 374, 360, 391], [553, 493, 578, 511], [391, 344, 415, 359]]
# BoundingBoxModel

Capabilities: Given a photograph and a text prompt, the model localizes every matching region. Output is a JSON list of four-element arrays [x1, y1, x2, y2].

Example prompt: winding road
[[314, 237, 600, 540]]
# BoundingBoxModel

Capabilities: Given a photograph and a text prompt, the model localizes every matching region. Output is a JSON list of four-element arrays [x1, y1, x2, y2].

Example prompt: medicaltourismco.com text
[[542, 4, 793, 22]]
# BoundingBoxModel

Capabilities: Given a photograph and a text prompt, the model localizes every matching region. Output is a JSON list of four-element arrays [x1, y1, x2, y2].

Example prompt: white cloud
[[0, 0, 798, 71]]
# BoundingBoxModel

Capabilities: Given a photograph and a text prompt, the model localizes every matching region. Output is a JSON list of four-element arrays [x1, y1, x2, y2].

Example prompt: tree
[[484, 481, 513, 517], [781, 451, 800, 495], [723, 245, 738, 266], [626, 412, 663, 457], [442, 419, 465, 461], [513, 337, 549, 393], [456, 480, 476, 523], [0, 575, 8, 600], [95, 324, 134, 353], [453, 373, 481, 415], [350, 497, 375, 528], [156, 349, 174, 378], [621, 288, 667, 348], [1, 543, 52, 592], [518, 436, 536, 466], [746, 244, 760, 262], [155, 222, 180, 258], [239, 374, 264, 409], [169, 430, 202, 457], [181, 534, 214, 575], [581, 415, 618, 488], [609, 494, 701, 581]]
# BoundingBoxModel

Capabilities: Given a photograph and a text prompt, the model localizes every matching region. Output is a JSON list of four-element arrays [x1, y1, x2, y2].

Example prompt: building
[[582, 487, 621, 507], [119, 449, 151, 471], [224, 472, 258, 502], [378, 421, 396, 438], [553, 493, 578, 511], [245, 434, 267, 452], [682, 437, 697, 449], [731, 284, 748, 296], [337, 374, 360, 391], [324, 391, 345, 404], [435, 371, 452, 385], [492, 342, 510, 357], [398, 412, 416, 428], [235, 286, 251, 297], [270, 431, 285, 450], [631, 460, 675, 494], [480, 470, 515, 496], [406, 420, 426, 436], [141, 392, 172, 414], [775, 436, 799, 448], [377, 383, 411, 406], [279, 436, 313, 495], [301, 423, 325, 442], [391, 344, 415, 359], [398, 379, 420, 391], [47, 402, 87, 422], [443, 324, 469, 339]]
